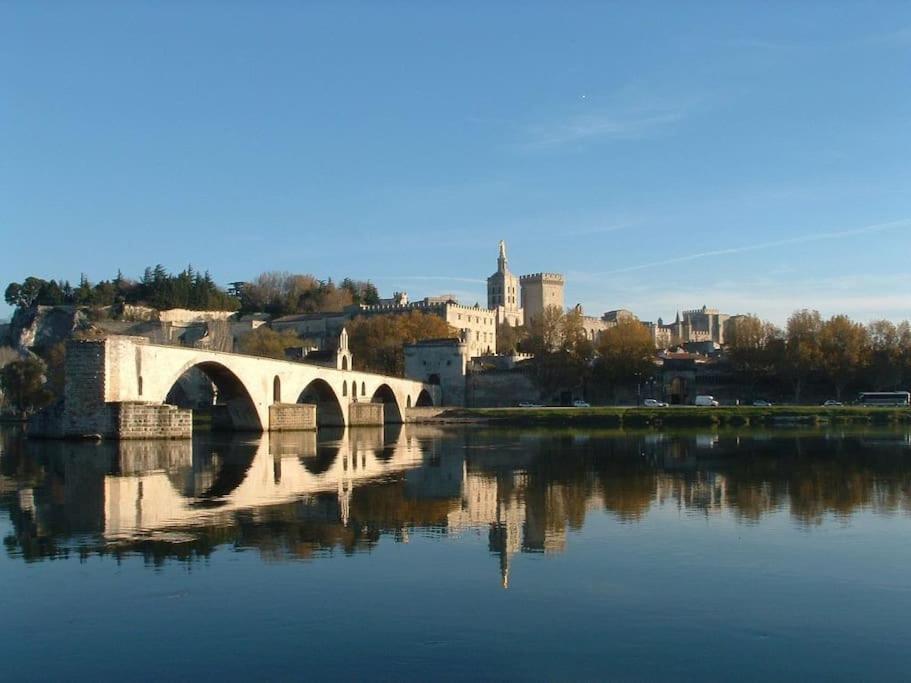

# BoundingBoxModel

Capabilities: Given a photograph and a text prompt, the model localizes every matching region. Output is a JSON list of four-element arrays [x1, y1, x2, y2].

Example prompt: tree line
[[4, 265, 238, 312], [726, 310, 911, 401], [497, 306, 656, 402], [502, 306, 911, 403], [236, 272, 380, 317], [4, 268, 383, 317]]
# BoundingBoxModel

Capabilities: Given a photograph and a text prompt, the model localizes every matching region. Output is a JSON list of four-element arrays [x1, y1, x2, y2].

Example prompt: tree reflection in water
[[3, 425, 911, 578]]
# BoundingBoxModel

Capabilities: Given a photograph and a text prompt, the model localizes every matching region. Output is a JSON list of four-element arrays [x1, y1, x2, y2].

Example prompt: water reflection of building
[[8, 429, 911, 583], [445, 463, 578, 588], [446, 468, 527, 588]]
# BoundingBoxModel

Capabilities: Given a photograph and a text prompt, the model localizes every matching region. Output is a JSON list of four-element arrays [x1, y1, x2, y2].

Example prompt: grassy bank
[[436, 406, 911, 428]]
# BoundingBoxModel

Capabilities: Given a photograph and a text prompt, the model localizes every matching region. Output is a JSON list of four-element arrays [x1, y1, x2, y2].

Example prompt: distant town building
[[376, 292, 408, 306], [647, 306, 730, 347]]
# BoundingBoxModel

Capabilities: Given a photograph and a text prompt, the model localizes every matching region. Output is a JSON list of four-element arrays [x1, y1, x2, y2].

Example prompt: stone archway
[[297, 379, 346, 427], [165, 361, 263, 431], [371, 384, 403, 424]]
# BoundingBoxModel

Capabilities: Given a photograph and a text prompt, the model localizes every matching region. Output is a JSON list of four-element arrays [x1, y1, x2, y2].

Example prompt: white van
[[694, 395, 719, 407]]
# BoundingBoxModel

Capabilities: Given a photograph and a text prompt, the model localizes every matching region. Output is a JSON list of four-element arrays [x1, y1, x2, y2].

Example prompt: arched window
[[351, 381, 356, 397], [342, 381, 348, 397], [138, 376, 144, 397], [273, 376, 281, 403], [407, 395, 412, 408], [341, 356, 349, 370], [361, 382, 366, 395]]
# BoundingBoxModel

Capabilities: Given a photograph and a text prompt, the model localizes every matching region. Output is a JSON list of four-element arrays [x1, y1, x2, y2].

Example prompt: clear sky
[[2, 2, 910, 325]]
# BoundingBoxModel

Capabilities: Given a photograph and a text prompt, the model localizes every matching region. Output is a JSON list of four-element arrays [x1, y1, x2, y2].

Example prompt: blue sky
[[2, 2, 910, 325]]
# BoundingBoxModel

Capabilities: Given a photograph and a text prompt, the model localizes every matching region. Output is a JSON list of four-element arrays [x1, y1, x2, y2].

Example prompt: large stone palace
[[270, 240, 736, 362]]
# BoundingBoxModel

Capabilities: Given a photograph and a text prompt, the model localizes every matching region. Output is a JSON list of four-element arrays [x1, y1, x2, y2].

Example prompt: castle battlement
[[519, 272, 564, 282], [354, 299, 491, 315]]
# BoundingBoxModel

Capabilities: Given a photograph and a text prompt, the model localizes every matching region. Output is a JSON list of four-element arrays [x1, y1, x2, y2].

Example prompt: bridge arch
[[164, 360, 263, 431], [371, 383, 403, 424], [416, 389, 434, 407], [298, 379, 346, 427], [273, 376, 281, 403]]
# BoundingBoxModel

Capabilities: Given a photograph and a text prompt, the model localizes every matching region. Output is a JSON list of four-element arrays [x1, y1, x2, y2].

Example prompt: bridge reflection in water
[[4, 427, 911, 587]]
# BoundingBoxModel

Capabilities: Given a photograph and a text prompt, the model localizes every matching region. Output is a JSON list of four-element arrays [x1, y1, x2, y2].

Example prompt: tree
[[237, 327, 305, 360], [341, 278, 380, 306], [347, 311, 456, 376], [239, 271, 357, 317], [726, 315, 781, 396], [819, 314, 870, 400], [38, 342, 68, 399], [5, 278, 46, 309], [524, 305, 566, 355], [783, 309, 823, 402], [497, 322, 527, 354], [866, 320, 909, 391], [0, 358, 53, 416], [522, 306, 596, 400], [594, 319, 656, 402]]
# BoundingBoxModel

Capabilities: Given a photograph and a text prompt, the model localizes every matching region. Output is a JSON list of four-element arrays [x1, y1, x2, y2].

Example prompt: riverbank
[[422, 405, 911, 428]]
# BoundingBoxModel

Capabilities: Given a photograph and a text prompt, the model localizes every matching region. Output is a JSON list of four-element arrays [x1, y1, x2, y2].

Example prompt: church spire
[[497, 240, 508, 273]]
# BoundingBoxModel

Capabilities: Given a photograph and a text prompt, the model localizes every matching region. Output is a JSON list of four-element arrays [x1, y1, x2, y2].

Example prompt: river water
[[2, 424, 911, 680]]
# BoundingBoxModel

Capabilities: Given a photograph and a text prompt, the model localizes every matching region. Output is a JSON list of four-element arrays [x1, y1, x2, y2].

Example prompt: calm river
[[2, 424, 911, 680]]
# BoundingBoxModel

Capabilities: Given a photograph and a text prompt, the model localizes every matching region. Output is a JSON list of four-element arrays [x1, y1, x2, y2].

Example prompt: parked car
[[572, 400, 591, 408], [752, 400, 773, 407], [694, 395, 719, 407], [823, 399, 843, 406], [643, 398, 669, 408]]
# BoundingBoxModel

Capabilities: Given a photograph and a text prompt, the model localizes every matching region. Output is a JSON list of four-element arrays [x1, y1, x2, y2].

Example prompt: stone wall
[[57, 340, 112, 436], [466, 370, 541, 408], [109, 402, 192, 439], [349, 402, 384, 426], [30, 401, 191, 439], [269, 403, 317, 431], [404, 406, 451, 422]]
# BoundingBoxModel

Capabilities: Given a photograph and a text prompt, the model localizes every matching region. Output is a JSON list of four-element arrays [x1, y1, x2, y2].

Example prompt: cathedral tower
[[487, 241, 523, 326]]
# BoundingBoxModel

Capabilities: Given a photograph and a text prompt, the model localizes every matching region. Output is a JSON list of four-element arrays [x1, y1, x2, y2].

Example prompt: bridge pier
[[349, 402, 384, 426], [269, 403, 317, 431]]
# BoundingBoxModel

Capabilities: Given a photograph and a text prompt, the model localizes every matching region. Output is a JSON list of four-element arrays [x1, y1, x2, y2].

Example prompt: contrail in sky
[[596, 218, 911, 275]]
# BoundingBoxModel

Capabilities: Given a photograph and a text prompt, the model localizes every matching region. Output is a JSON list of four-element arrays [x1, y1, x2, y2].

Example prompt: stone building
[[487, 240, 523, 327], [297, 327, 354, 371], [484, 241, 567, 328], [647, 306, 730, 348], [520, 272, 565, 324], [404, 337, 468, 406], [273, 298, 497, 360], [271, 311, 349, 345]]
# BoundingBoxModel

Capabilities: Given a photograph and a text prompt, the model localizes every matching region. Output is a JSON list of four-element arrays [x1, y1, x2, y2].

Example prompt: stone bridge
[[102, 428, 435, 539], [33, 336, 439, 439]]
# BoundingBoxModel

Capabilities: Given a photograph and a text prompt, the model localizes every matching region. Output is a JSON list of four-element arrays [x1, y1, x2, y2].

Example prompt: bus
[[857, 391, 911, 407]]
